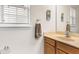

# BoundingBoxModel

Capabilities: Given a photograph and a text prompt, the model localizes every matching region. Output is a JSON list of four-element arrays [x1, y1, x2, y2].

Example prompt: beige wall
[[31, 5, 56, 32], [76, 7, 79, 33]]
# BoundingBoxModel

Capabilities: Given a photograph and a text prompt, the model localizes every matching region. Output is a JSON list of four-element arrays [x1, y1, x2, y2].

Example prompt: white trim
[[0, 24, 32, 27]]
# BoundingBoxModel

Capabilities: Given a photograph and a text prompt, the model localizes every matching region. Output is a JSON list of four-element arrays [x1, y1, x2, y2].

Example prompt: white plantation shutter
[[16, 7, 28, 23], [0, 6, 2, 22], [1, 5, 30, 24], [3, 5, 16, 23], [70, 7, 77, 32]]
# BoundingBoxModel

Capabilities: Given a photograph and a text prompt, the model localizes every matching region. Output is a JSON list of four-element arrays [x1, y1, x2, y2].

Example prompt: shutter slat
[[3, 5, 29, 23]]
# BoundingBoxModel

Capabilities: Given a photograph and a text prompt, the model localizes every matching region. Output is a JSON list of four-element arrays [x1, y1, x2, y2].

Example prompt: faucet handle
[[4, 46, 9, 50]]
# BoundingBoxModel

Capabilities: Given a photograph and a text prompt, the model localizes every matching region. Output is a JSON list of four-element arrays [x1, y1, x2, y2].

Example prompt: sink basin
[[57, 37, 75, 41]]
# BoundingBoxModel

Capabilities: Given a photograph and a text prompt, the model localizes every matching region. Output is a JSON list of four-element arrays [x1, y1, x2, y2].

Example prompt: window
[[0, 5, 30, 27], [70, 7, 77, 32]]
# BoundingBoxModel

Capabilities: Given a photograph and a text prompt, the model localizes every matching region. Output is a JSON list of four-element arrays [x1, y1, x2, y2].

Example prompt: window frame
[[69, 7, 77, 32], [0, 5, 31, 27]]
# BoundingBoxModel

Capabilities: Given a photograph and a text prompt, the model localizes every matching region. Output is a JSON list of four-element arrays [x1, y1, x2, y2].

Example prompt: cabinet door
[[44, 43, 55, 54], [44, 42, 47, 54], [57, 41, 79, 54], [56, 49, 66, 54], [44, 37, 55, 46]]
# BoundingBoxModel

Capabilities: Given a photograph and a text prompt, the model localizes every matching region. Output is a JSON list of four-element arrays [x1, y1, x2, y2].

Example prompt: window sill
[[0, 24, 32, 28]]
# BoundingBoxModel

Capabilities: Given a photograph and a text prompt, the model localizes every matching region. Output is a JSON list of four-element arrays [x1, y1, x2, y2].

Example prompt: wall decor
[[46, 10, 51, 21], [61, 13, 64, 22]]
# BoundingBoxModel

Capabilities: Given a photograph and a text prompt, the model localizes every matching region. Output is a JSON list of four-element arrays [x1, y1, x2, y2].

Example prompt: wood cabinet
[[56, 49, 66, 54], [56, 41, 79, 54], [44, 36, 79, 54], [44, 37, 55, 54], [44, 43, 55, 54]]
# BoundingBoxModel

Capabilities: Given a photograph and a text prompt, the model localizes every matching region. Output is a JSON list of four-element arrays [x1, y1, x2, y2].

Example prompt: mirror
[[56, 5, 79, 34]]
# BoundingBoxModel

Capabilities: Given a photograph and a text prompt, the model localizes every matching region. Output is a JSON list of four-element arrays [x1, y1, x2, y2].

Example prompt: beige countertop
[[44, 32, 79, 49]]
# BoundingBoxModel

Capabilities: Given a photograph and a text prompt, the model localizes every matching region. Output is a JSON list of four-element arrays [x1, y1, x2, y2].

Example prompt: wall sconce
[[61, 13, 64, 22], [46, 10, 51, 21]]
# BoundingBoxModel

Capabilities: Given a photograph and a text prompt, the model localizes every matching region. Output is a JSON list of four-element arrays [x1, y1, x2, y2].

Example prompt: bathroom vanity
[[44, 32, 79, 54]]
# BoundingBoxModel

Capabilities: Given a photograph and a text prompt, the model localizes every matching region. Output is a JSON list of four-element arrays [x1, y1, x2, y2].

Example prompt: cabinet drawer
[[44, 43, 55, 54], [56, 49, 67, 54], [57, 41, 79, 54], [44, 37, 55, 46]]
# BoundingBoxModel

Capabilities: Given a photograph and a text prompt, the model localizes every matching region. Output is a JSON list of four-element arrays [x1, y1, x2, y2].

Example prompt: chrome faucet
[[65, 22, 70, 37]]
